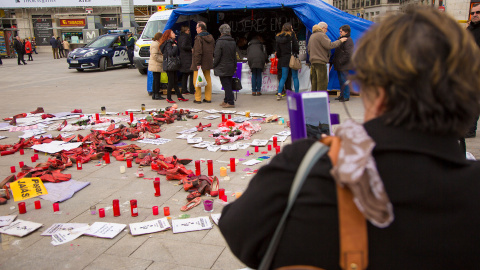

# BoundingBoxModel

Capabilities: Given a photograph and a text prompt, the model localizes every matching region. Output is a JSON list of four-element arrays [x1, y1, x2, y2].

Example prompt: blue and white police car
[[67, 30, 131, 72]]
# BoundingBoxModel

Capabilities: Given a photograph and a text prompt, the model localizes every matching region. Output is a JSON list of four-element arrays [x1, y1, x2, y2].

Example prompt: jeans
[[251, 68, 263, 93], [127, 48, 134, 65], [181, 72, 194, 93], [310, 63, 328, 91], [152, 72, 161, 97], [220, 76, 234, 105], [166, 71, 182, 100], [337, 70, 350, 99], [278, 67, 299, 94]]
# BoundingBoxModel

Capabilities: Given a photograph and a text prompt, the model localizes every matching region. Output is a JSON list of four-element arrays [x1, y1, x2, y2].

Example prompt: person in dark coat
[[50, 36, 59, 59], [247, 35, 268, 96], [160, 29, 188, 104], [465, 3, 480, 138], [191, 21, 215, 104], [275, 23, 299, 100], [13, 36, 27, 65], [178, 25, 194, 94], [57, 37, 64, 58], [333, 25, 354, 102], [219, 8, 480, 270], [214, 24, 237, 108], [126, 32, 136, 68]]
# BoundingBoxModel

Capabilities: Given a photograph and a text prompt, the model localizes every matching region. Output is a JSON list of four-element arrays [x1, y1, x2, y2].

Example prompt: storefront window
[[62, 32, 83, 43]]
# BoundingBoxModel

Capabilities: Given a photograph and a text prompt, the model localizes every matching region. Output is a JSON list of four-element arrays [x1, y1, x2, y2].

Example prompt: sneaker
[[339, 98, 349, 102], [222, 103, 235, 108], [281, 90, 287, 97], [193, 100, 202, 104], [277, 94, 282, 101], [219, 102, 227, 107], [202, 99, 212, 103], [335, 96, 343, 100]]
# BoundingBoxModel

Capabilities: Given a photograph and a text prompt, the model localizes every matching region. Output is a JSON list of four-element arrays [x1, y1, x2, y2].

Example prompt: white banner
[[1, 0, 195, 9]]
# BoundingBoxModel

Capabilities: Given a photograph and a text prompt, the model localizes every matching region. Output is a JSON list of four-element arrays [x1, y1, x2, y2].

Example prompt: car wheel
[[76, 68, 84, 72], [138, 68, 147, 75], [99, 57, 107, 72]]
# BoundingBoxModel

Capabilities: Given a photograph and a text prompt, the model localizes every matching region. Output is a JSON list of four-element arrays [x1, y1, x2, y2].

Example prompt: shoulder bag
[[289, 40, 302, 70], [258, 137, 368, 270], [232, 77, 242, 91]]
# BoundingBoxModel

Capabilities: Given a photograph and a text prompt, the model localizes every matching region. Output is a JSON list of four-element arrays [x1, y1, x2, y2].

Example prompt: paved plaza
[[0, 53, 478, 270]]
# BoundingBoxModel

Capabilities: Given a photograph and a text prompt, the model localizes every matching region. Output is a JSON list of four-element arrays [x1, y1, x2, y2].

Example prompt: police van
[[67, 30, 131, 72], [133, 10, 173, 75]]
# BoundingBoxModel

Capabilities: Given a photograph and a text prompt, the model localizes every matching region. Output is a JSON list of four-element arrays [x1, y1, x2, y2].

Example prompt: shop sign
[[60, 19, 86, 27], [32, 18, 53, 46]]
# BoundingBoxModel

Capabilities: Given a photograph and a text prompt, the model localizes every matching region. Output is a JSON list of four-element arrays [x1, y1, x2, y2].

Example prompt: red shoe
[[71, 109, 82, 113], [178, 97, 189, 102], [57, 120, 67, 131], [166, 99, 176, 103], [210, 176, 219, 197], [30, 107, 44, 114]]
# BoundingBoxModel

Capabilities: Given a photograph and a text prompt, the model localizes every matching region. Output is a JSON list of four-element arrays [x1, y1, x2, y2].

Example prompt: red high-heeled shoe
[[210, 176, 219, 197], [166, 99, 176, 103], [178, 97, 189, 102]]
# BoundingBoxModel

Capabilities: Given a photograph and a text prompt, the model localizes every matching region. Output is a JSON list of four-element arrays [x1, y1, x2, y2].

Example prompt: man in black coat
[[213, 24, 237, 108], [13, 36, 27, 65], [333, 25, 354, 102], [465, 3, 480, 138], [178, 26, 194, 94], [247, 36, 268, 96], [50, 36, 59, 59]]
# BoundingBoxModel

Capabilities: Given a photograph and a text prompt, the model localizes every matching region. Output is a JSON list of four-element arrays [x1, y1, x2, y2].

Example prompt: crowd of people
[[12, 36, 37, 65], [49, 36, 70, 60]]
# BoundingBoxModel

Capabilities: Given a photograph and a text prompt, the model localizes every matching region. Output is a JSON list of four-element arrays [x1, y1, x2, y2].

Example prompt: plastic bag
[[196, 68, 208, 87], [270, 56, 278, 74]]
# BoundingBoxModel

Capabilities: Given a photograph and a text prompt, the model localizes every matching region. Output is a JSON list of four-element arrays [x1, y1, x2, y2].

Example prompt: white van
[[133, 10, 173, 75]]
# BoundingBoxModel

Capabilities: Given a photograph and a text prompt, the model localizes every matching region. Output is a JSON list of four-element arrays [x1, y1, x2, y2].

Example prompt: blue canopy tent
[[165, 0, 373, 90]]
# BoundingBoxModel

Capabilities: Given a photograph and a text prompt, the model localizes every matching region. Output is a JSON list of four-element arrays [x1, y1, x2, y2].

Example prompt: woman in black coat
[[178, 26, 194, 95], [213, 24, 237, 108], [275, 22, 299, 100], [159, 29, 188, 103], [247, 35, 268, 96]]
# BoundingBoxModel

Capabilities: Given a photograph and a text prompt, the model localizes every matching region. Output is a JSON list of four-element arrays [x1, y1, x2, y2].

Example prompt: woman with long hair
[[148, 32, 165, 100], [178, 25, 195, 95], [160, 29, 188, 103], [275, 22, 299, 100]]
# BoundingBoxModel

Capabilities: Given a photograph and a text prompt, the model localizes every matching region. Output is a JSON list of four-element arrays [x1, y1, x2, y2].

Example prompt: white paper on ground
[[51, 225, 90, 246], [220, 110, 236, 114], [276, 130, 291, 136], [31, 141, 82, 154], [193, 141, 214, 148], [251, 139, 269, 146], [129, 218, 171, 236], [207, 145, 221, 152], [177, 128, 197, 134], [221, 145, 238, 151], [242, 159, 262, 166], [84, 222, 126, 239], [0, 215, 17, 227], [187, 137, 203, 144], [171, 217, 212, 234], [269, 135, 288, 142], [184, 108, 202, 113], [41, 223, 89, 236], [176, 133, 196, 139], [203, 115, 221, 120], [19, 129, 46, 139], [236, 143, 251, 149], [0, 219, 43, 237], [40, 180, 90, 203], [204, 109, 221, 114], [211, 213, 221, 225]]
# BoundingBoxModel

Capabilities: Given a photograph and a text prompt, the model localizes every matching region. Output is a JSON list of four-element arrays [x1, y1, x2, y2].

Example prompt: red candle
[[268, 144, 272, 151], [19, 161, 24, 168], [99, 208, 105, 218], [130, 200, 138, 217], [273, 136, 278, 147], [255, 146, 259, 152], [31, 156, 36, 163], [104, 153, 110, 164], [113, 199, 121, 217], [95, 113, 100, 121], [34, 154, 39, 160], [53, 203, 60, 212], [228, 114, 231, 119], [19, 149, 24, 155], [34, 200, 41, 209], [18, 202, 27, 214], [222, 114, 226, 122], [10, 166, 16, 173], [129, 112, 134, 123], [163, 206, 170, 216], [219, 188, 225, 198], [152, 206, 159, 216], [76, 160, 82, 170], [221, 195, 228, 202], [126, 158, 132, 168], [230, 158, 236, 172], [276, 146, 281, 154], [207, 160, 213, 176], [195, 160, 201, 176], [154, 180, 161, 197]]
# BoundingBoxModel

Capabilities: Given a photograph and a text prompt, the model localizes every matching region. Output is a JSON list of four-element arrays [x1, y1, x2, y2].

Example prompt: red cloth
[[25, 40, 32, 54]]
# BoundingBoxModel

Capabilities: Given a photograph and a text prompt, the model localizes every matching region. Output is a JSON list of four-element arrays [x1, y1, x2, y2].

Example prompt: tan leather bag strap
[[321, 137, 368, 270]]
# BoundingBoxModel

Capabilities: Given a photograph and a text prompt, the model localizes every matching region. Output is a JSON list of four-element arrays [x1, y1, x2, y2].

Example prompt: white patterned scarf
[[330, 119, 394, 228]]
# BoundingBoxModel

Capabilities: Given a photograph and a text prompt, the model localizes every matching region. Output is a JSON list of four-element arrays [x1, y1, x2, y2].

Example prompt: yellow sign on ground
[[10, 178, 48, 202]]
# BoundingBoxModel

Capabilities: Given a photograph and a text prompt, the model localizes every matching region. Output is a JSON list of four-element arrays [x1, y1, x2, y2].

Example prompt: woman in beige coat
[[148, 32, 165, 100]]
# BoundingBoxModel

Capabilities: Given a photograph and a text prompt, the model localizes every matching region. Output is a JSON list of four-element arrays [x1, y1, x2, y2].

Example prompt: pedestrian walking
[[275, 22, 300, 100], [214, 24, 237, 108], [148, 32, 165, 100], [178, 25, 195, 95], [247, 35, 268, 96], [191, 21, 215, 104], [50, 36, 59, 59], [160, 29, 188, 103], [333, 25, 354, 102], [25, 38, 33, 61], [63, 39, 70, 56], [57, 37, 64, 58], [31, 37, 38, 54], [14, 36, 27, 65]]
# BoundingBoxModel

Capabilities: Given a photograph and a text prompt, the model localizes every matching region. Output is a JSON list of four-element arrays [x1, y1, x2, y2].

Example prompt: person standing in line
[[275, 22, 300, 100], [25, 38, 33, 61], [62, 39, 70, 57], [178, 25, 195, 95], [333, 25, 354, 102], [50, 36, 59, 59], [160, 29, 189, 103], [126, 32, 136, 69], [214, 24, 237, 108], [191, 21, 215, 104], [14, 36, 27, 65], [31, 37, 38, 54], [247, 35, 268, 96], [57, 37, 64, 58], [465, 3, 480, 138], [308, 22, 346, 92], [148, 32, 166, 100]]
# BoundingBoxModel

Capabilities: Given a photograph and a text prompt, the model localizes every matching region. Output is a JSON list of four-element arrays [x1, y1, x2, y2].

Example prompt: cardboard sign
[[10, 177, 48, 202]]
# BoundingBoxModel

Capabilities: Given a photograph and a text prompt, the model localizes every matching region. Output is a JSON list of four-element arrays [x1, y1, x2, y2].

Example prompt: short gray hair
[[317, 22, 328, 29], [219, 24, 231, 35]]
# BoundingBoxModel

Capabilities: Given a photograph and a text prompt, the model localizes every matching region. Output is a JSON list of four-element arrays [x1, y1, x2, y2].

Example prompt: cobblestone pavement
[[0, 53, 478, 270]]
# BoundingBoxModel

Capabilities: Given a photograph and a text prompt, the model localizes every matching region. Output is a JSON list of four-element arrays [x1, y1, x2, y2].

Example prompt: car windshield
[[85, 35, 117, 48], [141, 20, 166, 40]]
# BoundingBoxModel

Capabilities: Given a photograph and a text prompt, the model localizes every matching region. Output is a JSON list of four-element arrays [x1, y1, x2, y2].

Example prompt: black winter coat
[[247, 38, 267, 69], [332, 35, 354, 71], [213, 35, 237, 77], [467, 21, 480, 47], [275, 33, 299, 68], [219, 116, 480, 270], [13, 39, 23, 53], [160, 39, 179, 71], [178, 32, 193, 73], [50, 37, 58, 48]]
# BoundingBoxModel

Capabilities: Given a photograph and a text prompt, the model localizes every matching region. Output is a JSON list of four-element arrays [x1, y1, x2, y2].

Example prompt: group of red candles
[[102, 198, 169, 218], [18, 200, 58, 214]]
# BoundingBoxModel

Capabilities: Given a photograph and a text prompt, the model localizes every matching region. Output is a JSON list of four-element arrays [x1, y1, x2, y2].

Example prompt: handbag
[[163, 56, 181, 71], [288, 40, 302, 70], [232, 77, 242, 91], [258, 137, 368, 270]]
